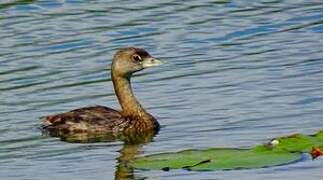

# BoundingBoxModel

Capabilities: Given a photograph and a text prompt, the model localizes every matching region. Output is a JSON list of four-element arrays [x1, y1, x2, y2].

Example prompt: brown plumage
[[41, 47, 162, 142]]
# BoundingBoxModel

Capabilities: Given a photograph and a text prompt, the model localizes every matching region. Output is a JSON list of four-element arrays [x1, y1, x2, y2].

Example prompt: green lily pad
[[131, 148, 301, 171], [130, 131, 323, 171], [270, 131, 323, 152]]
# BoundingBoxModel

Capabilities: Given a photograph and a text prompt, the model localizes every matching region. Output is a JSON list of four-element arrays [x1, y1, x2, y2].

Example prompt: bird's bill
[[142, 57, 162, 68]]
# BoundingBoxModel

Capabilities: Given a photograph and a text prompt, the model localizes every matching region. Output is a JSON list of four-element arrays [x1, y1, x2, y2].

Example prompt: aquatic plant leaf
[[130, 131, 323, 171], [130, 148, 300, 171], [268, 131, 323, 152]]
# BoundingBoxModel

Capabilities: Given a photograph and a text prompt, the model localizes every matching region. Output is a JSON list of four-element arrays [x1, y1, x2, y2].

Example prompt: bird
[[41, 47, 162, 142]]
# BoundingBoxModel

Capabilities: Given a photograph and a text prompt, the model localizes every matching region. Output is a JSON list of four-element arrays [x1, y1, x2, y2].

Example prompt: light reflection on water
[[1, 0, 323, 179]]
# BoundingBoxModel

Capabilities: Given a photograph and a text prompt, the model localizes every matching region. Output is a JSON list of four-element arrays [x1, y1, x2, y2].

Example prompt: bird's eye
[[133, 54, 142, 62]]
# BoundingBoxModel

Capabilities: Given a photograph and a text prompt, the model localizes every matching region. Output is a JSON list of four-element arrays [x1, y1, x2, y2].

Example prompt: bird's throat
[[112, 72, 147, 118]]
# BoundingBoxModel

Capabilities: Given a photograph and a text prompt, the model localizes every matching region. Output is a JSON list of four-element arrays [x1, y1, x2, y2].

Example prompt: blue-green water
[[1, 0, 323, 179]]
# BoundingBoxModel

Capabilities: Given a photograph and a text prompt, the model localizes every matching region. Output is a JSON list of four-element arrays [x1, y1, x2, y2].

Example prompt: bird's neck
[[112, 72, 148, 118]]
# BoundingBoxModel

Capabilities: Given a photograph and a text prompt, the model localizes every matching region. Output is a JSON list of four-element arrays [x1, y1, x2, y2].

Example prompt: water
[[1, 0, 323, 179]]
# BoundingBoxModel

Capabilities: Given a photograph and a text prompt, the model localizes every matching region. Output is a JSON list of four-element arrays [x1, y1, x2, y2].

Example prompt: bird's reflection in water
[[115, 136, 152, 180], [45, 130, 156, 180]]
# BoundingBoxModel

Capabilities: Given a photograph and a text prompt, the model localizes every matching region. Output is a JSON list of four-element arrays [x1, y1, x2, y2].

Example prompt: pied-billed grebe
[[42, 47, 162, 138]]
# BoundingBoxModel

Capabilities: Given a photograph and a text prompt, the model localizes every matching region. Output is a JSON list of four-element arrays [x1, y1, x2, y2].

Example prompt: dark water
[[1, 0, 323, 179]]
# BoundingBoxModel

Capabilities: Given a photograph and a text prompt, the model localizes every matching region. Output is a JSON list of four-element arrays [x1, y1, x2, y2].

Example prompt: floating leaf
[[269, 131, 323, 152], [130, 148, 301, 171], [130, 131, 323, 171]]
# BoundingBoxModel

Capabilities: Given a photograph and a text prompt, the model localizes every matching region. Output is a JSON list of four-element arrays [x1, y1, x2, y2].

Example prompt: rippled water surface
[[1, 0, 323, 179]]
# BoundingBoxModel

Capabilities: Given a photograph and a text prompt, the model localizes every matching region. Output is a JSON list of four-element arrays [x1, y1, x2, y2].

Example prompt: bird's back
[[41, 105, 159, 143], [42, 106, 125, 134]]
